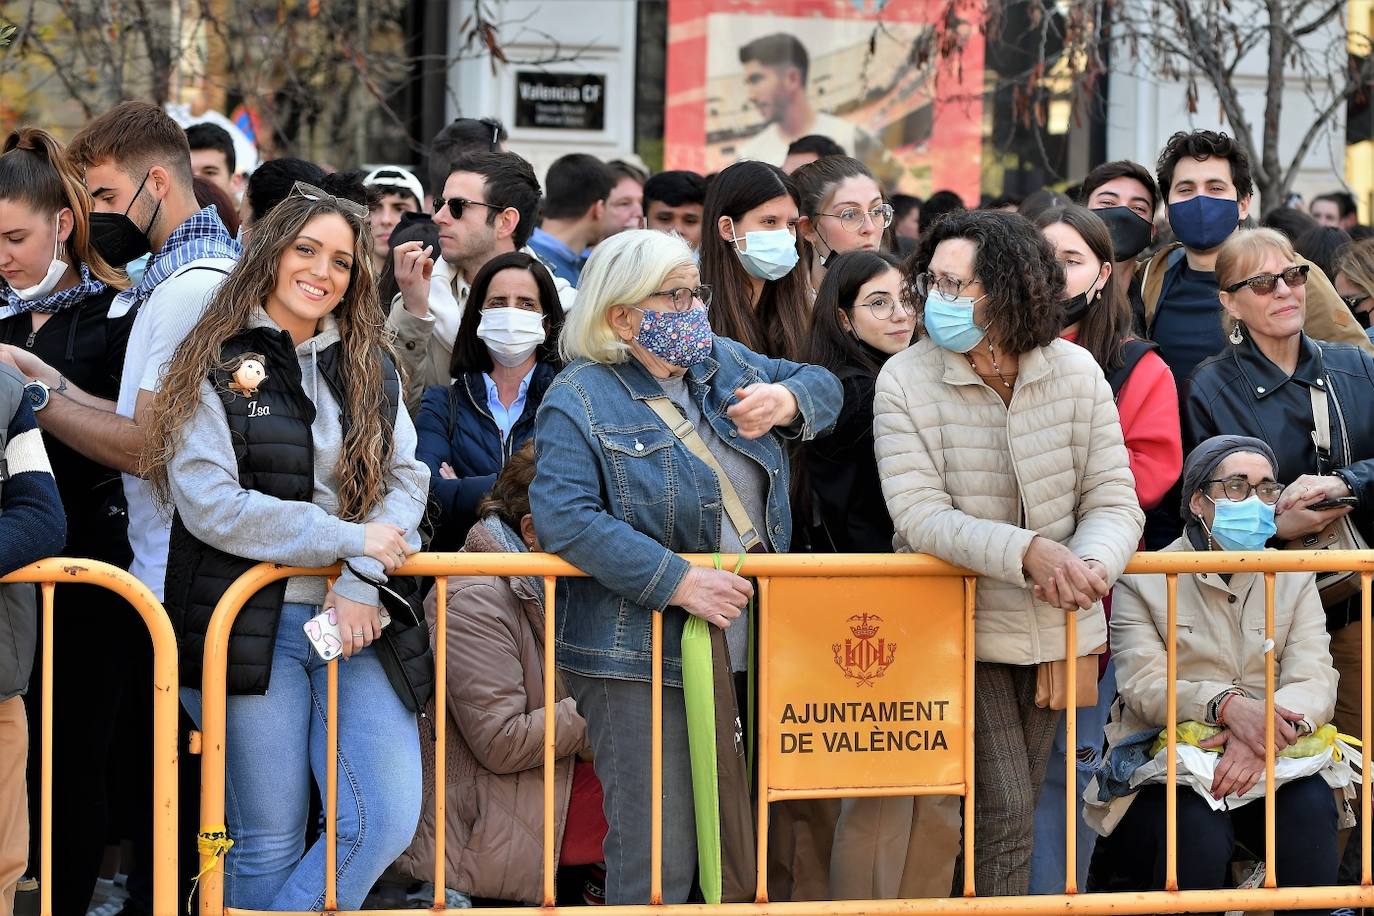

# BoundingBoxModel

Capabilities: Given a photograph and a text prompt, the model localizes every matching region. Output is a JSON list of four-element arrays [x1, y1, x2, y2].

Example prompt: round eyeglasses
[[646, 284, 712, 312], [818, 203, 894, 233], [913, 271, 981, 302], [857, 295, 917, 321], [1204, 476, 1286, 505]]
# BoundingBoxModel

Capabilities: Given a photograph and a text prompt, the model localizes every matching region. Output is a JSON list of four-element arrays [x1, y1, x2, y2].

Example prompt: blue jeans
[[1028, 659, 1115, 895], [183, 602, 422, 910]]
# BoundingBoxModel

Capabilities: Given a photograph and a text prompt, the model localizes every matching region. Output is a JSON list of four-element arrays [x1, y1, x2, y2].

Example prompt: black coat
[[805, 355, 895, 553], [166, 326, 433, 711], [1184, 333, 1374, 624]]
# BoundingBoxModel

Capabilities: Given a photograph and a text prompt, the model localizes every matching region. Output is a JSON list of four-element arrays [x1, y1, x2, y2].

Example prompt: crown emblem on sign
[[833, 613, 896, 687]]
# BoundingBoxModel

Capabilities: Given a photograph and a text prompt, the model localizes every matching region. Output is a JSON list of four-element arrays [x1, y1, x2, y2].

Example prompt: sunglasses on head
[[1223, 264, 1310, 295], [289, 180, 369, 222]]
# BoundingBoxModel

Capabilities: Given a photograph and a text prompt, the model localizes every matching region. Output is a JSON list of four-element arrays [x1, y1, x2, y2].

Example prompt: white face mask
[[477, 307, 546, 367], [13, 215, 69, 302]]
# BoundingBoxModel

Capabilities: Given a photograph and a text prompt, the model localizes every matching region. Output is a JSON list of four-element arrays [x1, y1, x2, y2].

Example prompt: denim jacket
[[530, 336, 842, 686]]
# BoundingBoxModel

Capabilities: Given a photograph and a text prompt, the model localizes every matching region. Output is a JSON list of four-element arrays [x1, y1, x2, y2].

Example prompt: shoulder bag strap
[[1309, 382, 1333, 474], [643, 395, 762, 551]]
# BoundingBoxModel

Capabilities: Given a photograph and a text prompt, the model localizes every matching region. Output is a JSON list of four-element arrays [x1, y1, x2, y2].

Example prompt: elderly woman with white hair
[[530, 229, 841, 905]]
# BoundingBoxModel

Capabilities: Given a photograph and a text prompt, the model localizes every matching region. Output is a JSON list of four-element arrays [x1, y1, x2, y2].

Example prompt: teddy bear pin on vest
[[228, 355, 268, 397]]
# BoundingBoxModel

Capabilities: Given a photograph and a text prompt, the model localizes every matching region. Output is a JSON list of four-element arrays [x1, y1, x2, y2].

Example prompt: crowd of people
[[0, 94, 1373, 916]]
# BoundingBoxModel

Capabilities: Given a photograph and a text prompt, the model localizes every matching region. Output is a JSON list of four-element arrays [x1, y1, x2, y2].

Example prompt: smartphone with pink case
[[303, 605, 392, 661]]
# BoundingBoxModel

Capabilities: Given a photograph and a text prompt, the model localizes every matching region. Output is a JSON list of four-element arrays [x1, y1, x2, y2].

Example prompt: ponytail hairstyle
[[791, 156, 895, 263], [699, 160, 811, 362], [0, 128, 126, 289]]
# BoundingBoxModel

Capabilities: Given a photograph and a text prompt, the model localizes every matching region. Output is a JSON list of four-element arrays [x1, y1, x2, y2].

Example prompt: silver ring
[[352, 630, 366, 637]]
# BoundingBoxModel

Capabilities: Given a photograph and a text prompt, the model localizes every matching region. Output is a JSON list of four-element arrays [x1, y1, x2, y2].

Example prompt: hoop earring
[[1229, 323, 1245, 346]]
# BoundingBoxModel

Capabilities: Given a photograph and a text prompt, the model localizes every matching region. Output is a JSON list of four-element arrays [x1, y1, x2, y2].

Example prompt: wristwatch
[[23, 380, 50, 412]]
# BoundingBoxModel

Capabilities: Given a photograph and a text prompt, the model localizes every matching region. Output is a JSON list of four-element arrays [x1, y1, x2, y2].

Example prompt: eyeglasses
[[913, 271, 981, 302], [857, 295, 916, 321], [1341, 292, 1371, 311], [1204, 476, 1286, 505], [818, 203, 894, 233], [1223, 264, 1310, 295], [645, 284, 712, 312], [433, 196, 504, 222], [289, 180, 369, 221]]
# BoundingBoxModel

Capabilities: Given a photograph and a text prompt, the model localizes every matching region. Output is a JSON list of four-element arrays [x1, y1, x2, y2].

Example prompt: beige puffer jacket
[[873, 337, 1145, 664], [1084, 536, 1336, 835], [392, 520, 589, 903]]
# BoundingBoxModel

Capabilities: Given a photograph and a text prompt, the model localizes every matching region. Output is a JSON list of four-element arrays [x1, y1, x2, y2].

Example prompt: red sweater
[[1064, 334, 1183, 512]]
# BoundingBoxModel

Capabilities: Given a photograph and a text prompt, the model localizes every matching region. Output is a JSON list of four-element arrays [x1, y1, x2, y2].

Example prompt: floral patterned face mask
[[634, 304, 713, 368]]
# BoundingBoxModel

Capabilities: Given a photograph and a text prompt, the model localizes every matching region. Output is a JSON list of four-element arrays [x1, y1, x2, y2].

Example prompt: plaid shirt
[[110, 206, 240, 318]]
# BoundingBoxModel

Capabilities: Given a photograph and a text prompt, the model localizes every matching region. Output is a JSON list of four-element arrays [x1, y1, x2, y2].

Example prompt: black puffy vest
[[166, 326, 433, 711]]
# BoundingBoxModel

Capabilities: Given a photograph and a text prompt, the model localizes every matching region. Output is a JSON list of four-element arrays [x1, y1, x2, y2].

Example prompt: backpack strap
[[1107, 338, 1160, 399]]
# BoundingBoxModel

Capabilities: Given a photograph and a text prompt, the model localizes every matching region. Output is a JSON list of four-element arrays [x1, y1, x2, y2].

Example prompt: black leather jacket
[[1184, 333, 1374, 622]]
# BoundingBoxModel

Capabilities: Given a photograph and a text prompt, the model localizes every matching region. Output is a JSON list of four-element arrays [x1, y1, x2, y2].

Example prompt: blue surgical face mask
[[1167, 195, 1240, 252], [1205, 494, 1276, 551], [923, 292, 988, 353], [730, 223, 799, 282]]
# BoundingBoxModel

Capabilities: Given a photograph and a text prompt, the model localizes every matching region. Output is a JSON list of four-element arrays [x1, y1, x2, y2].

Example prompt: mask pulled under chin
[[13, 217, 69, 301]]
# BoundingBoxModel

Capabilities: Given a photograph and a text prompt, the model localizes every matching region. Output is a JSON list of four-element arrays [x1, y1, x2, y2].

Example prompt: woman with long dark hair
[[143, 183, 432, 909], [1029, 205, 1181, 895], [699, 160, 811, 362]]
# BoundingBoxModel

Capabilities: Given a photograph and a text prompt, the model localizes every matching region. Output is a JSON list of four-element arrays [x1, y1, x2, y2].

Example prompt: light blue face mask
[[1205, 494, 1277, 551], [730, 225, 800, 282], [924, 292, 988, 353], [124, 252, 150, 286]]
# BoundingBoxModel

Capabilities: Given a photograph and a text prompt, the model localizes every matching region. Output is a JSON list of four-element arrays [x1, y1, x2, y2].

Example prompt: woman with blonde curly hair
[[142, 181, 432, 910]]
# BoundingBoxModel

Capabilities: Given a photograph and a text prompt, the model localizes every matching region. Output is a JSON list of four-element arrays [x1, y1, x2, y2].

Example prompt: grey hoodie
[[167, 308, 430, 607]]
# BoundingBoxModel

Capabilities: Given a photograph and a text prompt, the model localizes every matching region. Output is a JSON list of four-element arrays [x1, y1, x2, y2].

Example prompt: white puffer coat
[[873, 337, 1145, 664]]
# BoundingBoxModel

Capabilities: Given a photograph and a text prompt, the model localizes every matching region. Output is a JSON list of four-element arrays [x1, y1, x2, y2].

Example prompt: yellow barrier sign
[[765, 575, 966, 793]]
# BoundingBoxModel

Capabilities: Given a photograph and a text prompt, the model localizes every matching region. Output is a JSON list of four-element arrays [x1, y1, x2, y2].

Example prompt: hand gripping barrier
[[0, 559, 179, 916], [196, 550, 1374, 915]]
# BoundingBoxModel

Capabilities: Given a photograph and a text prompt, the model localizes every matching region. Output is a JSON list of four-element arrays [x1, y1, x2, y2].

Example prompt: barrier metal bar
[[0, 559, 179, 916], [1165, 573, 1179, 891], [543, 575, 557, 907], [755, 577, 771, 905], [1364, 572, 1371, 887], [39, 583, 52, 916], [435, 575, 449, 909], [651, 609, 664, 906], [1063, 608, 1077, 895], [962, 575, 976, 898], [1263, 572, 1277, 888], [324, 576, 338, 911]]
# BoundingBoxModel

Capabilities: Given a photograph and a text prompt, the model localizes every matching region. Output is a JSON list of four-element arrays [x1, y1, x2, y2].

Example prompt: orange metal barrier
[[0, 559, 179, 916], [197, 550, 1374, 915]]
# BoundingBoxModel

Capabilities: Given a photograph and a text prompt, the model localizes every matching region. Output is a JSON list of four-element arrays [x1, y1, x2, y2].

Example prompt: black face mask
[[1093, 206, 1153, 262], [90, 172, 159, 267], [1062, 291, 1092, 326]]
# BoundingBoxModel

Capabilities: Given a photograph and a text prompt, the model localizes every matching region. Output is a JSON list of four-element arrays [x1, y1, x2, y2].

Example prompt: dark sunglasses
[[1223, 264, 1310, 295], [344, 561, 422, 628], [1341, 292, 1370, 311], [433, 195, 504, 222]]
